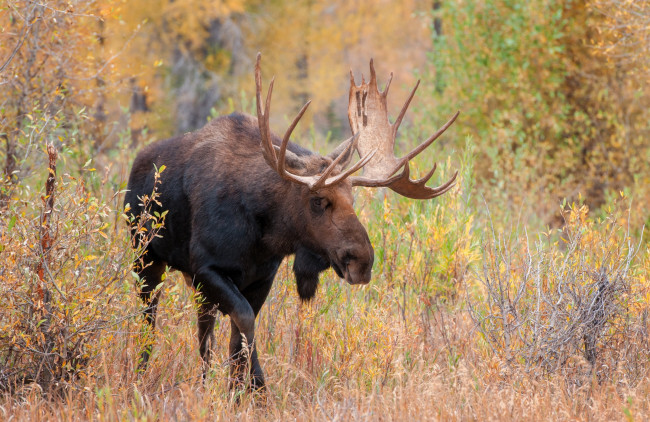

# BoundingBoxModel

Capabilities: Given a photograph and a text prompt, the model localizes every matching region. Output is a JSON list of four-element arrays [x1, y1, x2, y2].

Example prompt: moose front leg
[[193, 267, 264, 390], [228, 323, 263, 390], [228, 275, 275, 390]]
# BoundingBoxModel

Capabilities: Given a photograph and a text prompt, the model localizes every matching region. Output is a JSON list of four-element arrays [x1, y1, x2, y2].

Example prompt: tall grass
[[1, 128, 649, 420]]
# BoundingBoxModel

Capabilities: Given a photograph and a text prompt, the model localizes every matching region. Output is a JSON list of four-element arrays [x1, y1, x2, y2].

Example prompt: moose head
[[253, 54, 458, 289]]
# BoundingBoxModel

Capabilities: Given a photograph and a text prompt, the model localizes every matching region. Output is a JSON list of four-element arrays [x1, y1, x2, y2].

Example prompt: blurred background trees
[[2, 0, 647, 223], [424, 0, 649, 223]]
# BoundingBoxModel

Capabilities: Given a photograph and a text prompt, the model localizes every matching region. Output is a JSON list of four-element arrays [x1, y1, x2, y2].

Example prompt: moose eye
[[310, 197, 329, 215]]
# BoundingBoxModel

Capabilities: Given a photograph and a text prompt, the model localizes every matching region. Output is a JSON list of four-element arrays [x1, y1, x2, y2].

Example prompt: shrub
[[362, 139, 479, 307], [469, 199, 648, 381], [425, 0, 650, 217], [0, 145, 161, 393]]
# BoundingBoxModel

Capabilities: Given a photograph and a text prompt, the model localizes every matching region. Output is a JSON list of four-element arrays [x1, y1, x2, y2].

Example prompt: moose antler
[[255, 53, 377, 190], [347, 59, 459, 199]]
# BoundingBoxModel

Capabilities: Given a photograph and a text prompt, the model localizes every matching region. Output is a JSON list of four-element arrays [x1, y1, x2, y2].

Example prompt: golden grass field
[[1, 157, 649, 421]]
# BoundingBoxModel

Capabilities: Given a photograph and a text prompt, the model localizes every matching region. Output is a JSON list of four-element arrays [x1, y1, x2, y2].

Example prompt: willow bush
[[468, 199, 649, 382], [0, 141, 163, 393], [424, 0, 650, 222]]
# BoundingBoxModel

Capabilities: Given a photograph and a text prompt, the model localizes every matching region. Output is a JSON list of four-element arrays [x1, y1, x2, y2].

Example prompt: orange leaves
[[240, 0, 431, 127], [591, 0, 650, 75]]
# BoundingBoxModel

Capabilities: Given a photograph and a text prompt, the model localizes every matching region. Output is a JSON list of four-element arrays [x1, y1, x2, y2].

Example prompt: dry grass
[[1, 147, 649, 421], [2, 268, 650, 421]]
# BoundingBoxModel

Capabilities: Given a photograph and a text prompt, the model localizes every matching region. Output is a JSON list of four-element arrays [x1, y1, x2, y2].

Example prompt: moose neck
[[280, 181, 334, 262], [257, 178, 313, 257]]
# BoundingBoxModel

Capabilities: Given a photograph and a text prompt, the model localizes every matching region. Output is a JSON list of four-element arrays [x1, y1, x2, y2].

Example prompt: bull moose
[[125, 53, 459, 389]]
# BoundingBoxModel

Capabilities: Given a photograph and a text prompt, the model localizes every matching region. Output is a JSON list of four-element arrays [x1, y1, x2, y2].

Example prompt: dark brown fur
[[125, 112, 373, 389]]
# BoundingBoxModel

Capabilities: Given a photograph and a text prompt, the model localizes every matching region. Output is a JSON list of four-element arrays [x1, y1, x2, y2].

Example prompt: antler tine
[[262, 78, 277, 161], [311, 133, 360, 190], [414, 163, 438, 185], [396, 111, 460, 167], [255, 53, 264, 117], [350, 70, 357, 88], [418, 169, 459, 198], [431, 170, 459, 195], [255, 53, 278, 165], [277, 100, 311, 176], [383, 72, 393, 97], [392, 79, 420, 138], [256, 53, 309, 186], [318, 148, 378, 189], [369, 59, 378, 90]]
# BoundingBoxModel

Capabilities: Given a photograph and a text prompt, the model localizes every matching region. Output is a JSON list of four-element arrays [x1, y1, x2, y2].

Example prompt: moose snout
[[345, 258, 372, 285], [337, 241, 374, 285]]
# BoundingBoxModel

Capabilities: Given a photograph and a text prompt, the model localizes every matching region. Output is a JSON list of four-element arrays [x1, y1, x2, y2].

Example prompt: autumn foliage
[[1, 0, 649, 420]]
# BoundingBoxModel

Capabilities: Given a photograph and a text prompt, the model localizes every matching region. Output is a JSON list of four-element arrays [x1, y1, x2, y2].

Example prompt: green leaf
[[7, 215, 16, 230]]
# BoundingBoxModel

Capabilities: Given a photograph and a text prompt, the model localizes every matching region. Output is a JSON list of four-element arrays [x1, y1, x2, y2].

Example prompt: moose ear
[[326, 135, 358, 169], [272, 145, 306, 170], [293, 247, 330, 301]]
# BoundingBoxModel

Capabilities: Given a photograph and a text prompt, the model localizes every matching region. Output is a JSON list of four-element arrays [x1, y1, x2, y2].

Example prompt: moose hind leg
[[197, 301, 217, 379], [136, 257, 166, 370]]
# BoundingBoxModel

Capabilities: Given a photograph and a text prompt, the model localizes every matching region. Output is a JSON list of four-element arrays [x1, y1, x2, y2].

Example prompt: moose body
[[126, 54, 458, 390], [125, 112, 373, 388], [126, 112, 350, 289]]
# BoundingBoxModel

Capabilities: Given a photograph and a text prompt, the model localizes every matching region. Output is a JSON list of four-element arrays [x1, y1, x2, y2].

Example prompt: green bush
[[425, 0, 650, 219]]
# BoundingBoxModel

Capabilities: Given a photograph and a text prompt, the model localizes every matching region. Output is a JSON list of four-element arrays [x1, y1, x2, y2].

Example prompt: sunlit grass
[[2, 138, 648, 420]]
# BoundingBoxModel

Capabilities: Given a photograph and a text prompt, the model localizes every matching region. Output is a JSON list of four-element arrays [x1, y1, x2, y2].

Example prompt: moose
[[125, 53, 459, 389]]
